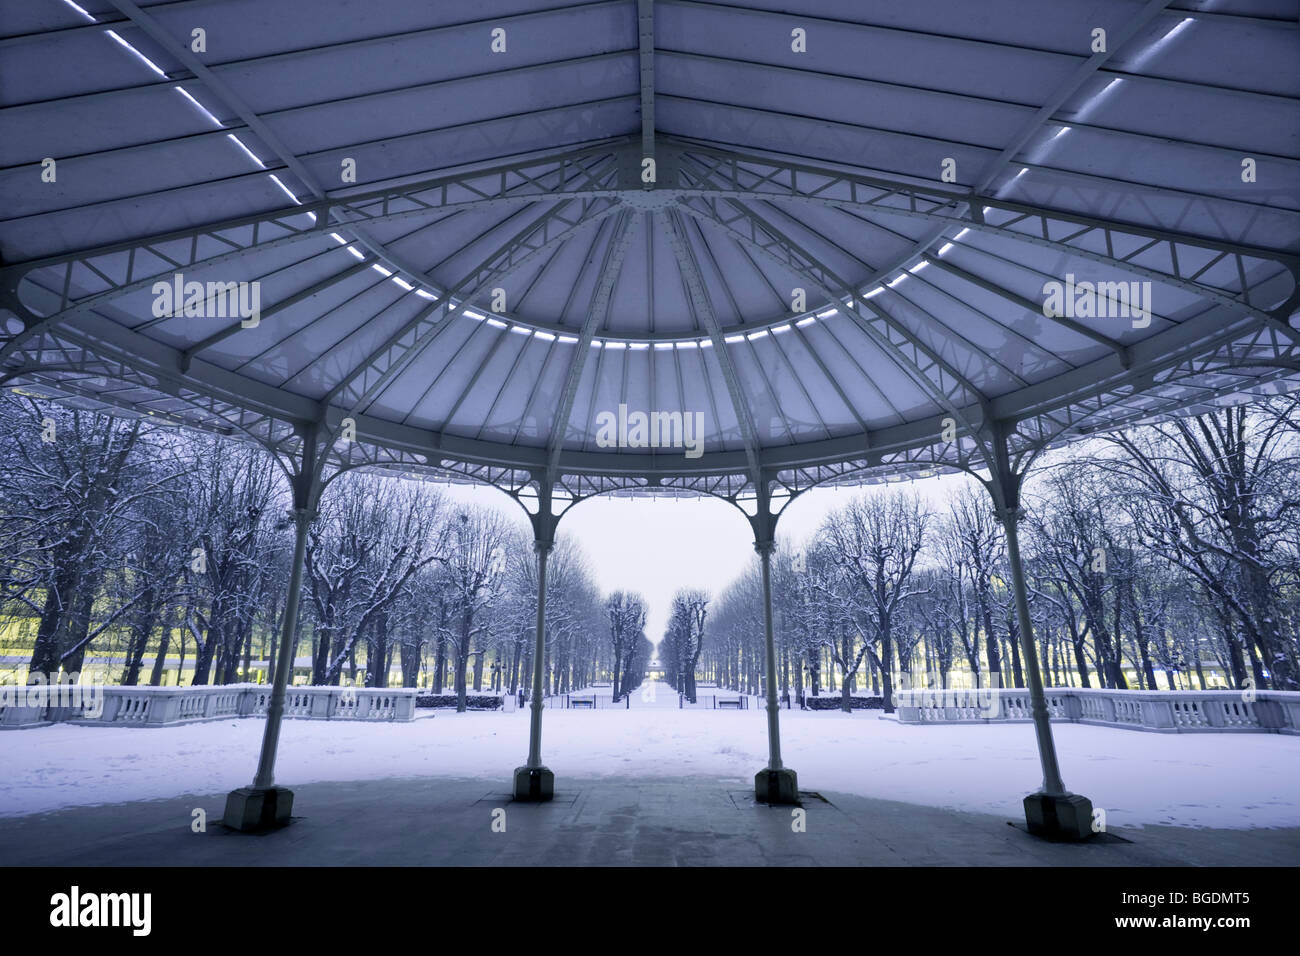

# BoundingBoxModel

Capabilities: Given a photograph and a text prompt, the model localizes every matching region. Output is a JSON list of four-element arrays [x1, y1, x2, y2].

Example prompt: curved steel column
[[252, 503, 313, 790]]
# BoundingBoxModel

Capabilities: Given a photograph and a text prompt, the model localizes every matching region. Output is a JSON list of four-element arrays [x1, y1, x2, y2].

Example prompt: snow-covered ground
[[2, 682, 1297, 829]]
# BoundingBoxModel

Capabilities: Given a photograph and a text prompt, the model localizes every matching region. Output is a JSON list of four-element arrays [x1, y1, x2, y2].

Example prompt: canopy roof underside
[[2, 0, 1299, 501]]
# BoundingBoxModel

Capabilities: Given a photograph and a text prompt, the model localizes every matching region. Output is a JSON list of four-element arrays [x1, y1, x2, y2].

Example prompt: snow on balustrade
[[1001, 693, 1031, 720], [111, 691, 152, 723], [1172, 698, 1209, 728], [1113, 697, 1144, 725], [1, 684, 421, 728], [1080, 695, 1109, 722], [1216, 698, 1257, 727], [895, 687, 1300, 735]]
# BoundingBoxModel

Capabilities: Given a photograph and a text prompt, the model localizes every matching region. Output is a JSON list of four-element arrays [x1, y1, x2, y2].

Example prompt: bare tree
[[819, 489, 929, 712], [1100, 409, 1300, 689], [306, 475, 447, 687], [0, 396, 178, 678], [434, 506, 510, 710], [607, 590, 647, 700]]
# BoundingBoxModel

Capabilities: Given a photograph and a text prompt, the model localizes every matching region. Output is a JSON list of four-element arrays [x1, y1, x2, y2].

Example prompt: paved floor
[[2, 775, 1296, 866]]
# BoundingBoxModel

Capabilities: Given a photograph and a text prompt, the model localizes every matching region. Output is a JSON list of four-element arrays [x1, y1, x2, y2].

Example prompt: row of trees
[[0, 394, 648, 711], [705, 398, 1300, 712], [606, 590, 652, 700], [659, 589, 709, 701], [6, 392, 1297, 714]]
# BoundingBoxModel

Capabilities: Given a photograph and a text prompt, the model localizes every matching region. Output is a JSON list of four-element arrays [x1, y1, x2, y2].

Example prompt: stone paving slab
[[0, 775, 1296, 867]]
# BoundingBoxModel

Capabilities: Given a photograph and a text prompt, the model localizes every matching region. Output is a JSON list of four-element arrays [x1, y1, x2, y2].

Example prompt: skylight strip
[[106, 30, 167, 78], [268, 174, 302, 205], [58, 0, 95, 21], [226, 133, 265, 167]]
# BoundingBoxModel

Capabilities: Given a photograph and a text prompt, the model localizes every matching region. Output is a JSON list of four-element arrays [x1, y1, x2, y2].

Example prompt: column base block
[[1024, 791, 1094, 841], [222, 785, 293, 832], [512, 766, 554, 802], [754, 767, 799, 804]]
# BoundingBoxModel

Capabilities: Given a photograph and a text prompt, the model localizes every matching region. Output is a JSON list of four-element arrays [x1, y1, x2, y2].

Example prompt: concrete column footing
[[513, 766, 555, 801], [223, 785, 293, 832], [754, 767, 799, 804], [1024, 791, 1095, 841]]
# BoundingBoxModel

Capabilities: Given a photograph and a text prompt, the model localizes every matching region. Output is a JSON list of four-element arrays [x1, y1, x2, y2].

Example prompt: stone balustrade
[[1, 683, 418, 728], [894, 686, 1300, 734]]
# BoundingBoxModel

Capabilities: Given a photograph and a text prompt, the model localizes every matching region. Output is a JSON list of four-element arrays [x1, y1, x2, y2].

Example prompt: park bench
[[569, 696, 596, 709], [715, 696, 744, 710]]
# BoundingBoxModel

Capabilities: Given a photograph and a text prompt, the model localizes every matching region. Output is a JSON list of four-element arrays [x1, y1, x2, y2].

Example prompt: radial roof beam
[[638, 0, 656, 167], [327, 199, 624, 416], [922, 256, 1131, 364], [971, 0, 1177, 194], [105, 0, 322, 200], [663, 208, 762, 483], [675, 200, 993, 463], [0, 145, 622, 363], [681, 197, 986, 403], [546, 210, 636, 475], [674, 142, 1299, 270], [102, 0, 521, 292], [15, 137, 1291, 344], [180, 256, 377, 366], [13, 274, 1296, 487], [674, 146, 1300, 340]]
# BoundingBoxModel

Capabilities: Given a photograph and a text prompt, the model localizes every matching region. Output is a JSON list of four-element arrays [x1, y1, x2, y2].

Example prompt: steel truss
[[2, 138, 1297, 508], [8, 138, 1296, 333]]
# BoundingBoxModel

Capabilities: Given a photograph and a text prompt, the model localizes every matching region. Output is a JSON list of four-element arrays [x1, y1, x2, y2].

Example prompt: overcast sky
[[438, 470, 979, 640]]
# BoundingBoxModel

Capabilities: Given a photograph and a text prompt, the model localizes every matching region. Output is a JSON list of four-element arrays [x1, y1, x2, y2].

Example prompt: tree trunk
[[434, 631, 447, 693], [58, 578, 100, 676], [840, 625, 853, 713], [1006, 610, 1025, 687], [28, 557, 81, 678], [121, 592, 158, 686], [879, 629, 896, 713], [511, 634, 524, 694], [148, 610, 175, 686]]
